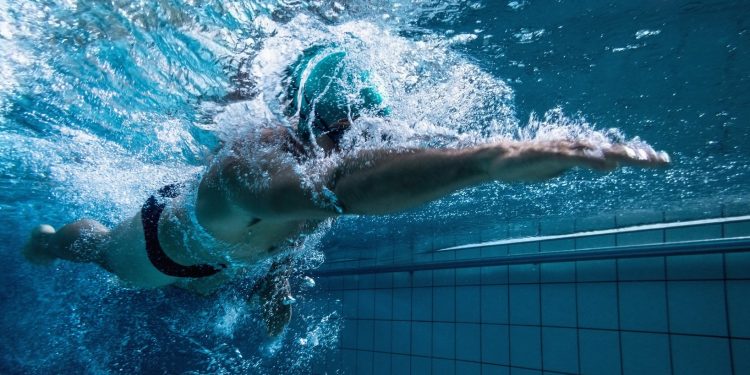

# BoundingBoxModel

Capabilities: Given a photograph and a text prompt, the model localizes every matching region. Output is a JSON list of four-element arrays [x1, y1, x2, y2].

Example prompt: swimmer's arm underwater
[[330, 140, 669, 215], [213, 139, 669, 220]]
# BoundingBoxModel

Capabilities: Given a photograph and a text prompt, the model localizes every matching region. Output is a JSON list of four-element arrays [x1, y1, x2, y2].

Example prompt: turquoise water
[[1, 0, 748, 373]]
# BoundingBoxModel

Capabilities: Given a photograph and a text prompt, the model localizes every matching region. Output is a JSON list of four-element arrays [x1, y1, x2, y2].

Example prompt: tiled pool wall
[[308, 199, 750, 374]]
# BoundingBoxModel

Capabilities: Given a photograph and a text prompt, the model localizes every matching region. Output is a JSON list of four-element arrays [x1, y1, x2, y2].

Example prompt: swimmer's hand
[[480, 140, 670, 182]]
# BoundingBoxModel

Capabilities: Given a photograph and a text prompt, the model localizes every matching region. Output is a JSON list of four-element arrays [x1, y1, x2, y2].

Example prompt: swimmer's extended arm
[[207, 139, 668, 220], [330, 140, 669, 215]]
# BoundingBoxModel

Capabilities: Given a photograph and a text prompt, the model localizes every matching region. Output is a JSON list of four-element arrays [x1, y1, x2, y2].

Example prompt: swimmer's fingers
[[554, 141, 670, 171], [603, 145, 671, 168]]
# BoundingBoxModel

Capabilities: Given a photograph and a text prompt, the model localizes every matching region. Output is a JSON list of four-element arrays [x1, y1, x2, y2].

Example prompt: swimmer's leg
[[23, 220, 109, 267]]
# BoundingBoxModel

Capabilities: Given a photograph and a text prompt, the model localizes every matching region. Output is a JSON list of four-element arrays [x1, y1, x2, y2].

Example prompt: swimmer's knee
[[55, 219, 110, 264]]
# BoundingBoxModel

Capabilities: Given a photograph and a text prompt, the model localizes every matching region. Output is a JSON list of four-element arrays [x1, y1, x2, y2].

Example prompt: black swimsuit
[[141, 184, 226, 278]]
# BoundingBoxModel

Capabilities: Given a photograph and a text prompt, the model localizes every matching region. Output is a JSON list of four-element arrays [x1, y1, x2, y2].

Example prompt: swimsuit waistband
[[141, 184, 226, 278]]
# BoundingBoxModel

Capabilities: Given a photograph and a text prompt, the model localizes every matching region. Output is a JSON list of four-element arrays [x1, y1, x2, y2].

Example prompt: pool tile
[[455, 323, 481, 362], [434, 249, 455, 262], [575, 234, 615, 250], [342, 349, 357, 374], [540, 262, 575, 282], [376, 247, 394, 266], [375, 273, 393, 288], [509, 264, 539, 283], [668, 281, 727, 336], [456, 361, 481, 374], [541, 283, 576, 327], [618, 257, 666, 280], [392, 354, 410, 373], [577, 282, 618, 329], [433, 322, 456, 359], [726, 251, 750, 279], [412, 356, 431, 374], [481, 285, 509, 324], [579, 329, 621, 375], [392, 288, 411, 320], [666, 254, 724, 280], [510, 325, 541, 369], [411, 321, 432, 356], [432, 358, 455, 375], [457, 267, 482, 285], [357, 350, 373, 375], [482, 244, 509, 258], [618, 281, 668, 332], [509, 242, 539, 255], [621, 332, 671, 375], [576, 259, 616, 281], [456, 286, 481, 322], [358, 289, 375, 319], [539, 239, 574, 252], [481, 364, 510, 375], [665, 224, 722, 242], [509, 284, 540, 325], [434, 269, 456, 286], [357, 319, 374, 351], [457, 248, 482, 260], [413, 270, 433, 287], [391, 321, 411, 354], [616, 229, 663, 246], [671, 335, 731, 375], [727, 280, 750, 338], [482, 265, 509, 284], [342, 319, 357, 349], [725, 220, 750, 236], [343, 290, 359, 318], [373, 352, 391, 375], [322, 275, 343, 290], [542, 327, 578, 374], [733, 339, 750, 375], [359, 274, 376, 289], [509, 368, 539, 375], [412, 287, 433, 321], [374, 289, 392, 320], [373, 320, 391, 352], [434, 286, 456, 322], [481, 324, 509, 365], [393, 272, 411, 287]]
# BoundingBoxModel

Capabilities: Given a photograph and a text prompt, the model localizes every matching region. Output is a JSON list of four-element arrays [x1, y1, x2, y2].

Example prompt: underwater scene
[[1, 0, 749, 374]]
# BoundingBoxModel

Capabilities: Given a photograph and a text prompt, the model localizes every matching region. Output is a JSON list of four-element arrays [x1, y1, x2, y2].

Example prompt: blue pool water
[[1, 0, 749, 374]]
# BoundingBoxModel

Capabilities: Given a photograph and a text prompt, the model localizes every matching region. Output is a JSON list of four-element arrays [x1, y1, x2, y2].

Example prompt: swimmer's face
[[314, 118, 351, 153]]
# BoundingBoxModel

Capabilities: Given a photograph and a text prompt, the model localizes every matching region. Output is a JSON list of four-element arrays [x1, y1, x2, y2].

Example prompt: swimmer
[[22, 46, 670, 336]]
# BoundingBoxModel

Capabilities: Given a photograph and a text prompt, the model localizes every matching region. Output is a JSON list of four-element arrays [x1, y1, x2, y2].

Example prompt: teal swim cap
[[285, 45, 389, 143]]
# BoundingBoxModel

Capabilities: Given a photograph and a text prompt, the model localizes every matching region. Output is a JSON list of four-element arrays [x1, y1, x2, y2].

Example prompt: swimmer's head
[[285, 44, 390, 149]]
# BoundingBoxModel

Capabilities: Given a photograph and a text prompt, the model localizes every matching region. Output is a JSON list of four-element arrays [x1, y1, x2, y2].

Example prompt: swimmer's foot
[[254, 274, 294, 337], [22, 224, 56, 266]]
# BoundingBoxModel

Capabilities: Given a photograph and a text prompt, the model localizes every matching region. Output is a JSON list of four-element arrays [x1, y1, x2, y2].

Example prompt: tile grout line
[[722, 248, 736, 374], [663, 211, 675, 375]]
